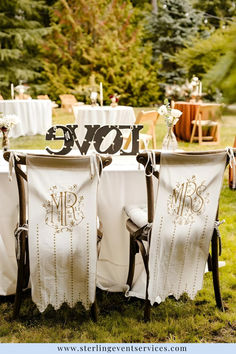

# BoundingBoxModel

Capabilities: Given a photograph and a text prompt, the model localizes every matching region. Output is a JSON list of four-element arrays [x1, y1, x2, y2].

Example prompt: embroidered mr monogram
[[43, 185, 84, 232], [167, 176, 209, 225]]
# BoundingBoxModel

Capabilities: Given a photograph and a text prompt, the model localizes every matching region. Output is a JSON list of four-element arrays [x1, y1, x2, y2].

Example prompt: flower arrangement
[[158, 99, 182, 127], [109, 93, 120, 107], [0, 113, 19, 151], [0, 113, 19, 131]]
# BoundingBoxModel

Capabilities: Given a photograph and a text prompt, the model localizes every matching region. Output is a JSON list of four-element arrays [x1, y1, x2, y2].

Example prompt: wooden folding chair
[[59, 94, 78, 112], [126, 149, 235, 321], [37, 95, 59, 115], [4, 152, 112, 321], [123, 111, 159, 150], [190, 104, 222, 144], [229, 136, 236, 189]]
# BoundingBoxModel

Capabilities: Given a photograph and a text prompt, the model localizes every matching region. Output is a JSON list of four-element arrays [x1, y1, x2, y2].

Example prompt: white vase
[[162, 125, 178, 151]]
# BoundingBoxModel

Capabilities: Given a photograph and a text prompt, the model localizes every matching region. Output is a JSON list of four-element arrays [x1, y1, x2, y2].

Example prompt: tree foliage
[[42, 0, 160, 106], [175, 23, 236, 103], [144, 0, 202, 97], [193, 0, 236, 29], [0, 0, 49, 98]]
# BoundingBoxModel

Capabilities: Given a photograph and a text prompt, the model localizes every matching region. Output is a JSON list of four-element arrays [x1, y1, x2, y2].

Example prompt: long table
[[0, 100, 52, 138], [0, 152, 149, 296]]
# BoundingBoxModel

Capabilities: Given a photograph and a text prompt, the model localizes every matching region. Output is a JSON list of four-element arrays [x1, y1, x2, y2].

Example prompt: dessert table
[[174, 101, 222, 142], [72, 105, 136, 151], [0, 100, 52, 138], [0, 151, 151, 296]]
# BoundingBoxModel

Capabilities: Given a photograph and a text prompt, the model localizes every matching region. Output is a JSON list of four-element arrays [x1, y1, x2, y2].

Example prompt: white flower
[[171, 109, 182, 118], [158, 105, 168, 116], [0, 114, 19, 129]]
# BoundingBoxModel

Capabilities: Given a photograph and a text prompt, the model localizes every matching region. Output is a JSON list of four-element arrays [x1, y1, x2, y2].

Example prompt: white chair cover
[[148, 151, 227, 305], [127, 151, 227, 303], [26, 154, 100, 312]]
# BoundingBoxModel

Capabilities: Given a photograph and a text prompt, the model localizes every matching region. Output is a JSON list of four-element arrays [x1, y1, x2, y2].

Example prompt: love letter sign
[[45, 124, 143, 155]]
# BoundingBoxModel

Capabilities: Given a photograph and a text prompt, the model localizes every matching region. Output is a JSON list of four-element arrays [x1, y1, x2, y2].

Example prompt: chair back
[[60, 94, 77, 111], [136, 149, 235, 308], [37, 95, 50, 100], [15, 94, 31, 100], [124, 110, 159, 150], [3, 152, 111, 315], [197, 104, 222, 122]]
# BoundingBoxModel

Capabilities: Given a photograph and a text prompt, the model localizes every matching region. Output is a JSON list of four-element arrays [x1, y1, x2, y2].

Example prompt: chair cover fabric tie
[[214, 219, 225, 256], [226, 147, 236, 189], [14, 224, 28, 261]]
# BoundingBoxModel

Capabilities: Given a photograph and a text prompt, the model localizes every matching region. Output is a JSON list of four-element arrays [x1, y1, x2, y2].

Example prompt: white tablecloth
[[72, 105, 136, 151], [0, 100, 52, 138], [0, 151, 148, 296]]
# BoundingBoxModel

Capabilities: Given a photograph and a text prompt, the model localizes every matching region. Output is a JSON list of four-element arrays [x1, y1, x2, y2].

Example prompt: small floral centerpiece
[[0, 113, 19, 151], [109, 93, 120, 107], [158, 99, 182, 151]]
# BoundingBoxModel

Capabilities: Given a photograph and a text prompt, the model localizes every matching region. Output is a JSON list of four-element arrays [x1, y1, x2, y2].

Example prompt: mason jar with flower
[[0, 113, 19, 151], [158, 100, 182, 151]]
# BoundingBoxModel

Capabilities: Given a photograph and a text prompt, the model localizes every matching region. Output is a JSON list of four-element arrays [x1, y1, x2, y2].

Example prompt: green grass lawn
[[0, 108, 235, 343]]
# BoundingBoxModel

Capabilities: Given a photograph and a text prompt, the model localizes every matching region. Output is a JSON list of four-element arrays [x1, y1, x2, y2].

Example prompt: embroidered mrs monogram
[[167, 176, 209, 225], [43, 185, 84, 232]]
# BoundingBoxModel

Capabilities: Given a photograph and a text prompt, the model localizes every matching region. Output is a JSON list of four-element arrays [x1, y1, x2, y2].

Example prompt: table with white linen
[[0, 100, 52, 138], [72, 105, 136, 151], [0, 152, 148, 296]]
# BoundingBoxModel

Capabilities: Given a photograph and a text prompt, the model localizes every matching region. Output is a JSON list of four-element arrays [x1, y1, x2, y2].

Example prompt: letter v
[[67, 124, 100, 155]]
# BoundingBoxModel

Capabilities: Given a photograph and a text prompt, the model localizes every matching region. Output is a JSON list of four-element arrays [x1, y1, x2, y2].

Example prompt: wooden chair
[[229, 136, 236, 189], [126, 150, 235, 321], [3, 152, 112, 321], [190, 104, 222, 144], [123, 111, 159, 150], [37, 95, 59, 114], [15, 94, 31, 100], [59, 94, 78, 112]]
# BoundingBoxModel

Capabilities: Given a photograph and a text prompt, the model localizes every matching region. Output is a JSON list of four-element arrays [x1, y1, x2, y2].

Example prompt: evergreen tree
[[0, 0, 49, 98], [145, 0, 202, 88], [42, 0, 160, 106], [193, 0, 236, 29]]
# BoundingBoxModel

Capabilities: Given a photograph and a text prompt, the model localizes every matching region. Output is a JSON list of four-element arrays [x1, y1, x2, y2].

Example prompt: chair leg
[[190, 123, 197, 143], [13, 260, 24, 319], [198, 122, 203, 144], [211, 229, 224, 311], [127, 236, 136, 288], [144, 299, 151, 322], [91, 299, 98, 322]]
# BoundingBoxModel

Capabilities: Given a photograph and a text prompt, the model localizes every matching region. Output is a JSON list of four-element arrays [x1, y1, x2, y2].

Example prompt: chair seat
[[191, 120, 218, 126], [124, 205, 147, 228]]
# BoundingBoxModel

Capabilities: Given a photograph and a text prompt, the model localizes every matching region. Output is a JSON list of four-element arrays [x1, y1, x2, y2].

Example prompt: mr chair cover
[[148, 151, 226, 305], [27, 155, 100, 312]]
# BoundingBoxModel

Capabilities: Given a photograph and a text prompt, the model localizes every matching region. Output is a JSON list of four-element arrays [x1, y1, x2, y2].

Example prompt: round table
[[0, 99, 52, 138], [72, 105, 136, 151], [174, 101, 221, 142]]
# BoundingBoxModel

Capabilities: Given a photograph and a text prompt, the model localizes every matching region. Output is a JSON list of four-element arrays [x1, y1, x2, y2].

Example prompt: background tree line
[[0, 0, 235, 105]]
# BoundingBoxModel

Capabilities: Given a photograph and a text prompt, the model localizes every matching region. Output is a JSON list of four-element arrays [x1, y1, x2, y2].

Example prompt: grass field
[[0, 108, 235, 343]]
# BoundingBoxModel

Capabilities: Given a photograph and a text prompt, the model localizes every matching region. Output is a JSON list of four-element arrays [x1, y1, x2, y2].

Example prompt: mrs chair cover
[[4, 152, 111, 320], [125, 149, 235, 321]]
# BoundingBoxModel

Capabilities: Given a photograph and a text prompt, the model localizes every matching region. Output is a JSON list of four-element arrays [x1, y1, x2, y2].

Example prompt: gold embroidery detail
[[167, 175, 209, 225], [43, 185, 85, 233]]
